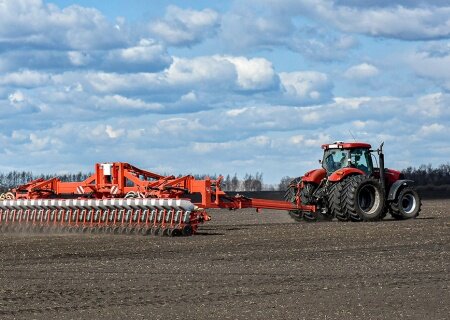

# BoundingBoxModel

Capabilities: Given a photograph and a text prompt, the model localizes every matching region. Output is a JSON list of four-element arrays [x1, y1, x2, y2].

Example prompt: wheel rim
[[357, 185, 380, 215], [401, 193, 416, 214]]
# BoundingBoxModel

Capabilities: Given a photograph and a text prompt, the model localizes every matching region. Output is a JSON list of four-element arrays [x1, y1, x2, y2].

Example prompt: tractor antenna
[[348, 130, 357, 142]]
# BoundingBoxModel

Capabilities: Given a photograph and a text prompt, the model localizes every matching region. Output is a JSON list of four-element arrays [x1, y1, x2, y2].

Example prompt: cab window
[[349, 148, 373, 174], [323, 149, 348, 173]]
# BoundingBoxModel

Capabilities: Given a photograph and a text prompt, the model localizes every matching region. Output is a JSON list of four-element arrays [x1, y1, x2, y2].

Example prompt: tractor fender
[[387, 180, 414, 200], [328, 168, 365, 182], [302, 168, 326, 184]]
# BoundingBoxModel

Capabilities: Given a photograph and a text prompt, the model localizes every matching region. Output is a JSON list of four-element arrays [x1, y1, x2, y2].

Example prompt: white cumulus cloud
[[344, 63, 379, 80], [103, 39, 173, 72], [0, 70, 51, 88], [0, 1, 172, 73], [149, 5, 220, 46], [318, 2, 450, 40], [8, 91, 26, 104], [0, 0, 127, 50], [419, 123, 446, 136], [408, 45, 450, 90], [226, 0, 450, 46], [217, 56, 279, 91], [280, 71, 333, 105]]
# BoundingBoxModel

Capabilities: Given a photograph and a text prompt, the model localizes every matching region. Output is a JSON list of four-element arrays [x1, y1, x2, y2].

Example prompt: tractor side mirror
[[377, 141, 384, 155], [318, 159, 322, 164]]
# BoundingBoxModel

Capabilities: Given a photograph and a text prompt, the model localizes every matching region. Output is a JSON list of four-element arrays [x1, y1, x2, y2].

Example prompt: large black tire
[[181, 225, 193, 236], [300, 182, 332, 222], [284, 177, 304, 222], [288, 210, 304, 222], [300, 183, 316, 205], [328, 179, 350, 221], [342, 175, 386, 222], [284, 178, 328, 222], [284, 177, 301, 202], [304, 210, 333, 222], [390, 187, 421, 219]]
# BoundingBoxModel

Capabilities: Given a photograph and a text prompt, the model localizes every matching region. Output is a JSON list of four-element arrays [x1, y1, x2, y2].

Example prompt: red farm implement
[[0, 162, 313, 236]]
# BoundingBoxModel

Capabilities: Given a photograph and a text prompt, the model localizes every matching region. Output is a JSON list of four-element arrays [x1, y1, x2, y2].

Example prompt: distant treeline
[[401, 164, 450, 186], [190, 173, 265, 191], [401, 164, 450, 198], [0, 172, 92, 193], [1, 164, 450, 193]]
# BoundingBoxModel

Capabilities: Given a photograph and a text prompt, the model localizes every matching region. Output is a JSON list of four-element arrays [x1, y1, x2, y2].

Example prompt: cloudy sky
[[0, 0, 449, 184]]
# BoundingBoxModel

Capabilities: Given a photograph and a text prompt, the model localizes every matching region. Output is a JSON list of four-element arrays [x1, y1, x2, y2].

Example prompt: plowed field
[[0, 199, 448, 319]]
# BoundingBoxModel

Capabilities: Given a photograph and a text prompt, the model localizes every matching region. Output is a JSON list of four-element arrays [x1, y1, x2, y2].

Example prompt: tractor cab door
[[348, 148, 373, 175]]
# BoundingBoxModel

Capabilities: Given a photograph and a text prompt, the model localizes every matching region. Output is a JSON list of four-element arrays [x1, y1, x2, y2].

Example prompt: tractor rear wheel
[[342, 175, 386, 222], [284, 177, 303, 222], [390, 187, 421, 219], [284, 177, 330, 222], [300, 182, 316, 205], [284, 177, 301, 202], [328, 180, 350, 221], [300, 182, 332, 222]]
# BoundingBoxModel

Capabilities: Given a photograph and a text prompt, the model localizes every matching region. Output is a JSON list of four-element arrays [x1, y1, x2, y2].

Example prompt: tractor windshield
[[323, 148, 373, 174], [322, 149, 349, 173]]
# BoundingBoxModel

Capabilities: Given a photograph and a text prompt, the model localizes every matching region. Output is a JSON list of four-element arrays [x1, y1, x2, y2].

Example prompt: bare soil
[[0, 199, 449, 320]]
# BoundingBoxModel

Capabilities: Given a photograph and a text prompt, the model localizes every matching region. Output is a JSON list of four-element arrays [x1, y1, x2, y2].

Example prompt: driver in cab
[[349, 150, 368, 174]]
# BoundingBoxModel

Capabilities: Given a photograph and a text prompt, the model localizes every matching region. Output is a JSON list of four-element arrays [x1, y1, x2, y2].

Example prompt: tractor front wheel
[[343, 175, 386, 222], [390, 187, 421, 219]]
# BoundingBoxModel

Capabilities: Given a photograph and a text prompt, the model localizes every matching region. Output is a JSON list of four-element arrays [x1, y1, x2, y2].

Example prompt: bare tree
[[278, 176, 294, 191], [231, 174, 240, 191]]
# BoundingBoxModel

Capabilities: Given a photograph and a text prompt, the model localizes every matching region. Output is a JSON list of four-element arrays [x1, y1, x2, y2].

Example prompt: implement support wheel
[[181, 225, 193, 236]]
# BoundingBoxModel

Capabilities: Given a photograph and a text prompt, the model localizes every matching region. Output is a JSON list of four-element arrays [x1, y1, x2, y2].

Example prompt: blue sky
[[0, 0, 450, 184]]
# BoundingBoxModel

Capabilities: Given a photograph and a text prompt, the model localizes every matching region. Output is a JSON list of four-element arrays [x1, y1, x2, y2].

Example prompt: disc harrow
[[0, 161, 317, 236], [0, 198, 201, 237]]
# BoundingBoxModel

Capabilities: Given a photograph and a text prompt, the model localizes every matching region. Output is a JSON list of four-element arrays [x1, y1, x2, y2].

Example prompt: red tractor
[[285, 142, 422, 222]]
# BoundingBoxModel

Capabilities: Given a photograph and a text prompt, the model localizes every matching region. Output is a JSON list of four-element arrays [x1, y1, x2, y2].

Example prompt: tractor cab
[[322, 142, 373, 175]]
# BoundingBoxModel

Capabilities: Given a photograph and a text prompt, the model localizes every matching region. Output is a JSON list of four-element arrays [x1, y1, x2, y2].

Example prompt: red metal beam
[[10, 162, 316, 214]]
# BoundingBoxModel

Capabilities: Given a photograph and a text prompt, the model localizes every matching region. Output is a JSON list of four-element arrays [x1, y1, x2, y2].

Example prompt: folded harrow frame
[[0, 162, 315, 236]]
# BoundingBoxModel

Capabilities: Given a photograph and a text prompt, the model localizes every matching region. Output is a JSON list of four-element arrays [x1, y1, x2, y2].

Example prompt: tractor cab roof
[[322, 141, 372, 150]]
